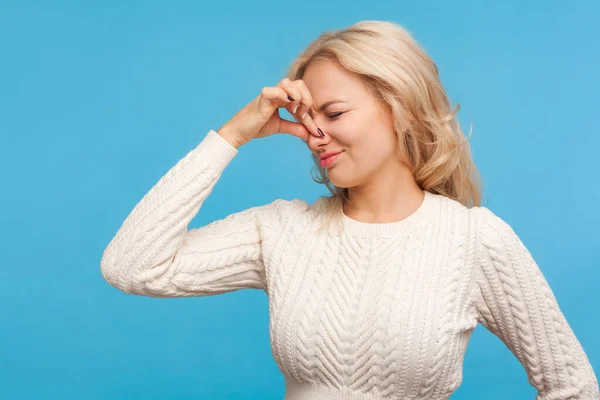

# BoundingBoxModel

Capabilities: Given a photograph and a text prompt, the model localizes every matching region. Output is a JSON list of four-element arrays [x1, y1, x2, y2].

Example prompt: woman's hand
[[217, 78, 323, 148]]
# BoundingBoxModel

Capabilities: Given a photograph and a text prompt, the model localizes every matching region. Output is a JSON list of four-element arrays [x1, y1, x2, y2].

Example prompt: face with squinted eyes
[[302, 59, 404, 189]]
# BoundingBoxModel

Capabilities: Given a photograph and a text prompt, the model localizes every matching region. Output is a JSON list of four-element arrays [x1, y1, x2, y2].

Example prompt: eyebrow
[[309, 100, 347, 117]]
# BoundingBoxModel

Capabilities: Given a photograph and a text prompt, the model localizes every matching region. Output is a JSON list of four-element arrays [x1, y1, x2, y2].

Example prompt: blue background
[[1, 1, 598, 399]]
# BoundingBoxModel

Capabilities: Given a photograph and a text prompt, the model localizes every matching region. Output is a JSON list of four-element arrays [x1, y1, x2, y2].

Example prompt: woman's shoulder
[[256, 196, 320, 225], [255, 195, 343, 220], [427, 190, 472, 219], [255, 197, 311, 220], [430, 193, 517, 241], [469, 204, 512, 231], [280, 195, 334, 215], [466, 204, 524, 254], [253, 196, 331, 236]]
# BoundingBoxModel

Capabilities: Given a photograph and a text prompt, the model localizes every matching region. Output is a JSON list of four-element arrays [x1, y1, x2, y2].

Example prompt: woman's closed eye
[[328, 111, 345, 119]]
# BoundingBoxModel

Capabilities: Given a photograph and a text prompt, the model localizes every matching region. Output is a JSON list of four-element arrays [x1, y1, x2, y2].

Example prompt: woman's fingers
[[278, 78, 301, 114], [292, 79, 313, 120], [278, 118, 311, 141], [277, 78, 323, 138], [258, 86, 312, 140], [289, 79, 324, 137], [259, 86, 293, 112], [298, 112, 323, 138]]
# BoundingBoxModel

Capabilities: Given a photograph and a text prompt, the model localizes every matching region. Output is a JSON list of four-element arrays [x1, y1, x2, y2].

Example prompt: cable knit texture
[[100, 129, 599, 399]]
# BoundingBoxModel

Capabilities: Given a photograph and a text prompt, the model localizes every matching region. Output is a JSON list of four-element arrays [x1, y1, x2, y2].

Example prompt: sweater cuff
[[192, 129, 239, 173]]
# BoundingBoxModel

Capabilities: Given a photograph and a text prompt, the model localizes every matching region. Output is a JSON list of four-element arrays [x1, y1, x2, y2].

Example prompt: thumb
[[278, 119, 310, 141]]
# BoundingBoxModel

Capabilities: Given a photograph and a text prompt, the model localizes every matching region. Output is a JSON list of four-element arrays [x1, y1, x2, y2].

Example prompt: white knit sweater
[[100, 129, 600, 400]]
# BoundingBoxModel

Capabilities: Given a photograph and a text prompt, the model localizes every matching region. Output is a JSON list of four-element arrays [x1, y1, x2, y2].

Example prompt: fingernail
[[317, 128, 324, 137], [301, 111, 307, 120], [287, 95, 295, 101]]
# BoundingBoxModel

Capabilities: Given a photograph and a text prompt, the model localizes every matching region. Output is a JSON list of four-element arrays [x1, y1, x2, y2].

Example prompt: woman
[[100, 20, 599, 399]]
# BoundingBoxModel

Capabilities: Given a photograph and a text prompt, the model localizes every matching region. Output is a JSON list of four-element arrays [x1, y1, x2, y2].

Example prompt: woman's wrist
[[217, 125, 245, 149]]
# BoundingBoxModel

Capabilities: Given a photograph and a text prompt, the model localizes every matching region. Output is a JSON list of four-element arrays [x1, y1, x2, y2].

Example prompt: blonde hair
[[285, 20, 486, 234]]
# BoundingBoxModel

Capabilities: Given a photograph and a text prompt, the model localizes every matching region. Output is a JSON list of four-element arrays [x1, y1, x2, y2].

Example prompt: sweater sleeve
[[473, 207, 600, 399], [99, 129, 301, 298]]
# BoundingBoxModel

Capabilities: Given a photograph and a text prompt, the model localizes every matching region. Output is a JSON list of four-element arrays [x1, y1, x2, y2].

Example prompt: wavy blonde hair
[[285, 20, 486, 234]]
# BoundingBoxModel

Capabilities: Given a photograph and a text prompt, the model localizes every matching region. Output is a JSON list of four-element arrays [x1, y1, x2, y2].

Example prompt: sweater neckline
[[339, 189, 439, 237]]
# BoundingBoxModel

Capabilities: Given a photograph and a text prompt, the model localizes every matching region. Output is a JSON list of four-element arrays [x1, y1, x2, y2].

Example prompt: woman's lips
[[320, 151, 344, 168]]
